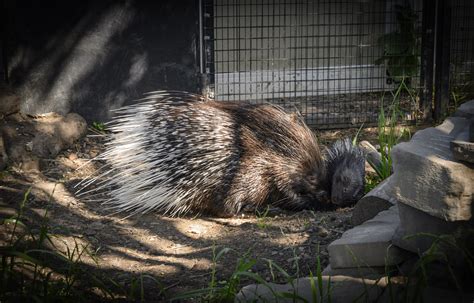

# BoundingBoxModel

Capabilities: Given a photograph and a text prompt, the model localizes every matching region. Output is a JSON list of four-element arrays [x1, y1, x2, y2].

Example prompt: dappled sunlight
[[0, 124, 357, 299]]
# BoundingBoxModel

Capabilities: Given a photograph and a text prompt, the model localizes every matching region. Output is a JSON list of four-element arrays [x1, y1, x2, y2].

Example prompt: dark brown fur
[[81, 91, 330, 216]]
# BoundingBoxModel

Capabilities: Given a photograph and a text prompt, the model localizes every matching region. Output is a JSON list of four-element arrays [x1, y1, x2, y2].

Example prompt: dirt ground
[[0, 117, 426, 300]]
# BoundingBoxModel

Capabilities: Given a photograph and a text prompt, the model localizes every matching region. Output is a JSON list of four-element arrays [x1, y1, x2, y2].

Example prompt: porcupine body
[[81, 91, 331, 217]]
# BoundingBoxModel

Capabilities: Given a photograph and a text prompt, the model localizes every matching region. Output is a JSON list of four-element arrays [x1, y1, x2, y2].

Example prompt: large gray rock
[[454, 100, 474, 118], [390, 117, 474, 222], [392, 202, 469, 253], [451, 135, 474, 164], [351, 177, 397, 226], [236, 275, 385, 303], [236, 276, 474, 303], [328, 206, 410, 268]]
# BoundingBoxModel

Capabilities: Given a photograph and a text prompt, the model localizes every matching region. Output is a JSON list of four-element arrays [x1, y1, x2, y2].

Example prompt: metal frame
[[200, 0, 473, 127]]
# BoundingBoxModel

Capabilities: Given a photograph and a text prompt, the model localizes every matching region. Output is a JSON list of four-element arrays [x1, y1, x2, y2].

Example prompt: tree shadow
[[6, 0, 201, 123], [1, 165, 344, 300]]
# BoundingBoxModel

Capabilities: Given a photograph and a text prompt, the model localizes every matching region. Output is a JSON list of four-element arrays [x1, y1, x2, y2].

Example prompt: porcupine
[[77, 91, 365, 216]]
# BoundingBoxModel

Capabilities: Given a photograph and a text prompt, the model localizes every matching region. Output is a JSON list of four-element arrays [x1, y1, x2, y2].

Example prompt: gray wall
[[211, 0, 391, 101], [4, 0, 201, 122]]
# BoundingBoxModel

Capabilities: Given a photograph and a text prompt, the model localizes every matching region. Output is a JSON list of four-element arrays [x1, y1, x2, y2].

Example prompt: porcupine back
[[79, 91, 329, 217]]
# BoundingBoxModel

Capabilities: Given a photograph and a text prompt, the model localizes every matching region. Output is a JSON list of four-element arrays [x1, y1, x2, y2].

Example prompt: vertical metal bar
[[419, 0, 436, 121], [203, 0, 215, 98], [434, 0, 451, 121], [199, 0, 204, 75], [1, 0, 9, 84]]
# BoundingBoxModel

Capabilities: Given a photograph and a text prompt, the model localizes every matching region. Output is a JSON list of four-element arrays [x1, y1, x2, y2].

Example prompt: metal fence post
[[419, 0, 436, 121], [434, 0, 452, 121]]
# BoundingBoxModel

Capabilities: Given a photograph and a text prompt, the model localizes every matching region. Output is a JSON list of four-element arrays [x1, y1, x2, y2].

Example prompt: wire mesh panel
[[450, 0, 474, 108], [203, 0, 424, 129]]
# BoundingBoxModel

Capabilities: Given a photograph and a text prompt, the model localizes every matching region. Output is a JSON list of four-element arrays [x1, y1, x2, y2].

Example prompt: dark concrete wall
[[4, 0, 201, 122]]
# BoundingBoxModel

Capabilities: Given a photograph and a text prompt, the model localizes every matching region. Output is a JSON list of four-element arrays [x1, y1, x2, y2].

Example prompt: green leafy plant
[[364, 173, 380, 194], [256, 205, 271, 230], [352, 123, 365, 146], [91, 121, 106, 132], [376, 4, 420, 84], [367, 79, 412, 185], [173, 244, 336, 302], [171, 246, 267, 302]]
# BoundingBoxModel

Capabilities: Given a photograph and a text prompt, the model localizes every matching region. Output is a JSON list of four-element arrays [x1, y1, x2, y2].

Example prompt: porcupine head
[[326, 138, 366, 206]]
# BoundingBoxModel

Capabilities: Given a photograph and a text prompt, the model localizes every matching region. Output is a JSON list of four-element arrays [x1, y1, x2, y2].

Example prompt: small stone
[[68, 153, 78, 161], [57, 113, 88, 146], [317, 227, 329, 237]]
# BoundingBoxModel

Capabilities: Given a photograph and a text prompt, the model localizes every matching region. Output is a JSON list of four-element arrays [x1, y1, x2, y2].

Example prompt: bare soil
[[0, 117, 427, 301]]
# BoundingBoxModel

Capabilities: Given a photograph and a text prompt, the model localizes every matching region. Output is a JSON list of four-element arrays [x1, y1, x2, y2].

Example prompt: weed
[[256, 205, 271, 230], [364, 173, 381, 194], [0, 187, 167, 302], [172, 246, 266, 302], [368, 78, 413, 184], [91, 121, 106, 132]]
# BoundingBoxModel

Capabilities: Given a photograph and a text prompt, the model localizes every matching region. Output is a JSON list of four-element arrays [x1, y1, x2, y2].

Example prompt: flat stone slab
[[328, 206, 409, 268], [236, 276, 474, 302], [236, 275, 384, 303], [392, 202, 469, 253], [322, 264, 386, 279], [390, 117, 474, 221], [351, 177, 397, 226]]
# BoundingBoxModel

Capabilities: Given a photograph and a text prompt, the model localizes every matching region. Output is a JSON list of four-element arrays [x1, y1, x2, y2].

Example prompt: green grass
[[256, 206, 271, 230], [3, 188, 473, 302], [364, 173, 381, 194], [366, 78, 413, 187], [172, 244, 333, 303], [0, 187, 166, 302]]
